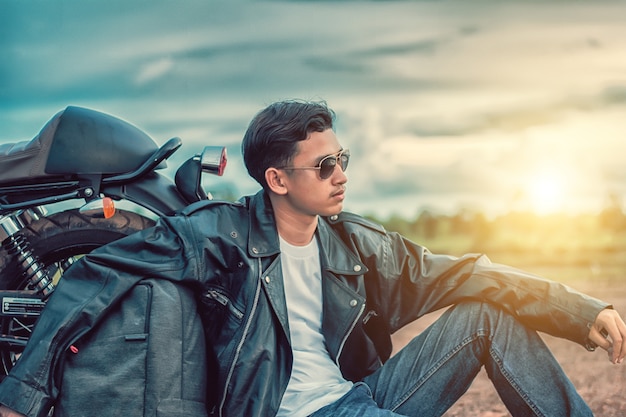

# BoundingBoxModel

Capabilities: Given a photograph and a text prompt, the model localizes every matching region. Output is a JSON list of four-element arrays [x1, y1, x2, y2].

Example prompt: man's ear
[[265, 168, 288, 195]]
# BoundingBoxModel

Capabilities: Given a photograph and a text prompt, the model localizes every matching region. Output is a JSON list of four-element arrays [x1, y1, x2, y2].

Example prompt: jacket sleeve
[[377, 230, 609, 347], [0, 214, 201, 417], [329, 210, 610, 349]]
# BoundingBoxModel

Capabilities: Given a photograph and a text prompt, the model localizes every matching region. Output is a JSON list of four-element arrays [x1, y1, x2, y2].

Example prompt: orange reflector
[[102, 197, 115, 219]]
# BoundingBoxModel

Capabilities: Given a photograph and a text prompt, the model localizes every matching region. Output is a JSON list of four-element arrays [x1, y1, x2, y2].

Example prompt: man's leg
[[363, 301, 592, 417], [309, 383, 408, 417]]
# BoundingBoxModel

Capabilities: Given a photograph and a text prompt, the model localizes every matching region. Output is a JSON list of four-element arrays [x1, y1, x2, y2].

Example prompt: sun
[[522, 169, 568, 215]]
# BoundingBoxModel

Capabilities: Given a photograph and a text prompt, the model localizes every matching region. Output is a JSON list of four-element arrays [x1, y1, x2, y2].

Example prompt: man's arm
[[589, 308, 626, 364], [0, 405, 26, 417]]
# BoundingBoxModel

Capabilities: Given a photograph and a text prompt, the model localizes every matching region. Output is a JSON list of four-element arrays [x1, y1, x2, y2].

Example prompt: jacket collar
[[247, 190, 281, 258], [246, 190, 367, 276], [317, 219, 368, 276]]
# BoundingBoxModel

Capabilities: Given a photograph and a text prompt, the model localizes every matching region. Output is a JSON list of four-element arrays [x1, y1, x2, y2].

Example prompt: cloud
[[4, 1, 626, 218], [135, 58, 175, 85]]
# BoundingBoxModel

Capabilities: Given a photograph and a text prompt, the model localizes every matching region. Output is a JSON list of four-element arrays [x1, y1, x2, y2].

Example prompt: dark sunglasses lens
[[340, 152, 349, 171], [319, 151, 350, 179], [319, 157, 337, 179]]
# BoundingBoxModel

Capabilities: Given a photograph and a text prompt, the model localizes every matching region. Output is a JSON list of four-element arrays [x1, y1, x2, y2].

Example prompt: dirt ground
[[390, 279, 626, 417]]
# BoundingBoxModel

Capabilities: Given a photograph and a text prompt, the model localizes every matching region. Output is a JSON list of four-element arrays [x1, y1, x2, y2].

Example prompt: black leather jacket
[[0, 190, 608, 417]]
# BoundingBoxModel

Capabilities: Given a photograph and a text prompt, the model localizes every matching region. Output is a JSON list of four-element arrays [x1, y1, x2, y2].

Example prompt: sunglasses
[[279, 149, 350, 180]]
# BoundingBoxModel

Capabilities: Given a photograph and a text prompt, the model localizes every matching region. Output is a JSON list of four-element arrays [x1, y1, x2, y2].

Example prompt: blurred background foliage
[[363, 192, 626, 286]]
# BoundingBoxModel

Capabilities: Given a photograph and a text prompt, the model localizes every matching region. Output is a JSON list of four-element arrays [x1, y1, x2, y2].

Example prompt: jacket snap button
[[353, 265, 362, 272], [252, 247, 259, 254], [265, 276, 271, 284], [330, 215, 338, 221], [350, 299, 358, 307]]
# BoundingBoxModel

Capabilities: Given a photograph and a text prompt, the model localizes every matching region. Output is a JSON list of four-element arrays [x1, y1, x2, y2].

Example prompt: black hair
[[242, 99, 336, 189]]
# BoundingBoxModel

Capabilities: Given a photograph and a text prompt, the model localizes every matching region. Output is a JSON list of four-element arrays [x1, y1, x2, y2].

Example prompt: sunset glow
[[522, 170, 569, 215]]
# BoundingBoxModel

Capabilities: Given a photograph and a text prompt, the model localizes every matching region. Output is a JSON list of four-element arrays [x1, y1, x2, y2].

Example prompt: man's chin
[[324, 205, 343, 217]]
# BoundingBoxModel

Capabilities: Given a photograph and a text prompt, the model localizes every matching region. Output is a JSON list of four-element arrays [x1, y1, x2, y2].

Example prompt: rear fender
[[102, 172, 190, 218]]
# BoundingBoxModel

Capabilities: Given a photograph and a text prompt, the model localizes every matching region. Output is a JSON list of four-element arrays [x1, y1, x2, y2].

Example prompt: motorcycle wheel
[[0, 209, 155, 377]]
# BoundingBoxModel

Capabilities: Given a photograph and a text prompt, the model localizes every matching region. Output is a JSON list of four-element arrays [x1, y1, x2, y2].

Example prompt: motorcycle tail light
[[201, 146, 227, 176], [217, 147, 227, 176]]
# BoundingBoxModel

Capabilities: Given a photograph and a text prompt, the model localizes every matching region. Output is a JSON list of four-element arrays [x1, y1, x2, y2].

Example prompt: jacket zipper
[[218, 257, 263, 416], [205, 289, 244, 320], [205, 289, 229, 306], [335, 302, 365, 367], [362, 309, 378, 325]]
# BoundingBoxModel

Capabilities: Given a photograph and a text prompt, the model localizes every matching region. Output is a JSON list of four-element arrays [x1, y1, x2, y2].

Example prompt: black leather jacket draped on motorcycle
[[0, 190, 609, 417]]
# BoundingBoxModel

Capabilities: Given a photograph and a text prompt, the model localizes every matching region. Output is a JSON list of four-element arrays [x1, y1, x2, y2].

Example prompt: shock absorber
[[0, 209, 55, 298]]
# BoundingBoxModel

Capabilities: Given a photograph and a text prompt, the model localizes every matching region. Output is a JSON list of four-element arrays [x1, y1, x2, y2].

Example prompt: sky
[[2, 0, 626, 219]]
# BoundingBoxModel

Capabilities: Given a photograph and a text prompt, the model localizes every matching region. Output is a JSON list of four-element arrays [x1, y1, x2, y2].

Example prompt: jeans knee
[[450, 300, 501, 317], [448, 300, 518, 334]]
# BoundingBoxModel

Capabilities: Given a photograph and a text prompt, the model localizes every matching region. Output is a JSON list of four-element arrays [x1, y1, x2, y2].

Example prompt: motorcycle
[[0, 106, 227, 377]]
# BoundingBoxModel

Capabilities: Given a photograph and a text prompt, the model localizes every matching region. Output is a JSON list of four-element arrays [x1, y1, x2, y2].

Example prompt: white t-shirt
[[276, 236, 353, 417]]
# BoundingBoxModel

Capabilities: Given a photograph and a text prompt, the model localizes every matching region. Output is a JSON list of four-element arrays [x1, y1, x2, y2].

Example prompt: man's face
[[279, 128, 348, 218]]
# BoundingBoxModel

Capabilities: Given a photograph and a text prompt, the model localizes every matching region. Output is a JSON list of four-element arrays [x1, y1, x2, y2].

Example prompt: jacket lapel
[[245, 190, 369, 356]]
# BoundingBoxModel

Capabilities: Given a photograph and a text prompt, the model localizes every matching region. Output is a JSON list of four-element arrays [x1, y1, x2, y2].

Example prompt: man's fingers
[[604, 312, 626, 364], [589, 326, 612, 351], [614, 317, 626, 363], [590, 309, 626, 364]]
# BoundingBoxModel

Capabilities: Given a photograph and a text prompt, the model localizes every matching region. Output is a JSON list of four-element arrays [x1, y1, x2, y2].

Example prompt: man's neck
[[271, 203, 318, 246], [276, 215, 317, 246]]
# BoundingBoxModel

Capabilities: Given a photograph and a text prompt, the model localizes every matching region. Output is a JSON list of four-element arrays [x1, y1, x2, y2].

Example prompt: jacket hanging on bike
[[0, 190, 610, 417], [54, 278, 208, 417]]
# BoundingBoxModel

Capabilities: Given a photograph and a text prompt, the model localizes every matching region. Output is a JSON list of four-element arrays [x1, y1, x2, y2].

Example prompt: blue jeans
[[311, 302, 592, 417]]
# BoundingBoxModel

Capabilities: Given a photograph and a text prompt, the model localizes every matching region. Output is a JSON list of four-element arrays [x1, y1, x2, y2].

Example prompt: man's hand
[[589, 308, 626, 364], [0, 405, 26, 417]]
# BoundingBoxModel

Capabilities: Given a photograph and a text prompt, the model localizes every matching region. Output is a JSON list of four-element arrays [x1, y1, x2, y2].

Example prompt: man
[[0, 99, 624, 417]]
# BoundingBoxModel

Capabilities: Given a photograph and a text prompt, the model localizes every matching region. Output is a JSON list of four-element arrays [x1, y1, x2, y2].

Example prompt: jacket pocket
[[54, 284, 151, 417], [200, 287, 243, 340]]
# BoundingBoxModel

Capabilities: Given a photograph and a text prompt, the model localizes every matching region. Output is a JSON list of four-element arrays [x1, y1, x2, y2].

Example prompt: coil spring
[[3, 233, 55, 298]]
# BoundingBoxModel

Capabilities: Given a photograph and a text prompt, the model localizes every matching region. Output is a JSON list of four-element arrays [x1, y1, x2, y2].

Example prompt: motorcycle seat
[[0, 111, 62, 185], [0, 106, 161, 186], [0, 139, 41, 159]]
